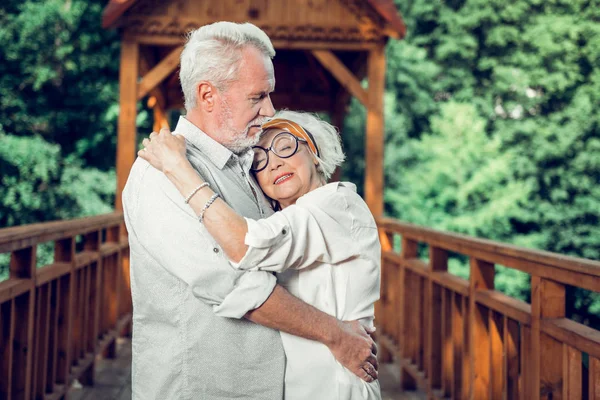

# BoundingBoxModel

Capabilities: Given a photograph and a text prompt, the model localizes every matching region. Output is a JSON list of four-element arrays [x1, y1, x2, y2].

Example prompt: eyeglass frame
[[250, 131, 309, 173]]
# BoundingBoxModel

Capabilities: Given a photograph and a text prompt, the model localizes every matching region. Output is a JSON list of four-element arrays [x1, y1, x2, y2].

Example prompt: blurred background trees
[[1, 0, 598, 323]]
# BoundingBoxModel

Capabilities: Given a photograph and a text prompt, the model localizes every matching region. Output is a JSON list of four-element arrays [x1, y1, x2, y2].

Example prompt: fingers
[[142, 138, 151, 148], [361, 369, 374, 383], [367, 354, 378, 372], [371, 340, 378, 356], [361, 362, 377, 382], [150, 131, 158, 139]]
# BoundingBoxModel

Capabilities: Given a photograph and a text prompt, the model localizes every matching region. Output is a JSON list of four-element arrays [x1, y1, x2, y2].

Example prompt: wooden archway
[[102, 0, 406, 216]]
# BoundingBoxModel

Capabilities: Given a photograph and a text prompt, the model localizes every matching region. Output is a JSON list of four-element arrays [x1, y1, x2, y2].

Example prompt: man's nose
[[261, 95, 275, 117]]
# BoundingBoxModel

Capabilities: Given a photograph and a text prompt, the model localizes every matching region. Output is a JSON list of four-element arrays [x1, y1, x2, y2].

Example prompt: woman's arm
[[139, 130, 249, 262]]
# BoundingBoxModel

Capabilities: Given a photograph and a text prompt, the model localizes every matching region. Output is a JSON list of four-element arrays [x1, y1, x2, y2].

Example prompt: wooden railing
[[375, 217, 600, 400], [0, 213, 131, 400]]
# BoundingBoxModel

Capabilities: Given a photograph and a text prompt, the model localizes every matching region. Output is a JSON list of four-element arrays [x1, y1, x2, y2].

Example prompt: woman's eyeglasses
[[251, 132, 308, 172]]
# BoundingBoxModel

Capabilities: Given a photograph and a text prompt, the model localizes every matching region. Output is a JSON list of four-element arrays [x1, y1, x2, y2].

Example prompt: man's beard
[[218, 99, 266, 155]]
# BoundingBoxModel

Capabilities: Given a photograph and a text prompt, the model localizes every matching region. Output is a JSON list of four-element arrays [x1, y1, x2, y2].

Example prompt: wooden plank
[[402, 258, 429, 278], [119, 248, 132, 333], [520, 325, 533, 400], [56, 273, 73, 386], [139, 46, 168, 110], [71, 270, 83, 365], [451, 293, 464, 399], [400, 238, 417, 390], [115, 38, 139, 211], [89, 261, 101, 357], [74, 251, 100, 270], [430, 271, 469, 296], [417, 275, 426, 371], [0, 278, 33, 304], [364, 44, 386, 217], [540, 318, 600, 359], [273, 39, 380, 51], [0, 300, 14, 398], [462, 296, 470, 398], [13, 291, 35, 400], [441, 288, 452, 397], [505, 318, 519, 400], [489, 312, 504, 400], [590, 357, 600, 400], [47, 280, 59, 393], [0, 213, 123, 254], [469, 258, 494, 399], [104, 255, 119, 358], [36, 262, 71, 286], [311, 50, 369, 107], [427, 282, 442, 389], [377, 217, 600, 280], [33, 283, 51, 399], [561, 344, 581, 400], [531, 277, 565, 400], [376, 231, 393, 362], [475, 289, 532, 324], [137, 46, 183, 100]]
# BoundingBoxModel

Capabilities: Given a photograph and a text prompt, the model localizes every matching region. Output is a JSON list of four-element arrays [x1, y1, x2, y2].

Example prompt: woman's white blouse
[[234, 181, 382, 400]]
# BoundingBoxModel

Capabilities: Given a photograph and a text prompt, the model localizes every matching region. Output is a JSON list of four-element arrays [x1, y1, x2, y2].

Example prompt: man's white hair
[[180, 22, 275, 111], [269, 110, 346, 181]]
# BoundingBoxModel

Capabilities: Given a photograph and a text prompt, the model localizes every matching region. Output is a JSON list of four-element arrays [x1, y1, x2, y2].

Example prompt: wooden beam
[[364, 44, 386, 217], [531, 277, 566, 400], [139, 47, 168, 110], [270, 92, 331, 112], [115, 39, 139, 211], [311, 50, 369, 107], [137, 46, 183, 101]]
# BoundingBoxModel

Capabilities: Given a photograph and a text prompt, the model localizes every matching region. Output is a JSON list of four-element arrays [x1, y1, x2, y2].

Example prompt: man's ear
[[197, 82, 215, 111]]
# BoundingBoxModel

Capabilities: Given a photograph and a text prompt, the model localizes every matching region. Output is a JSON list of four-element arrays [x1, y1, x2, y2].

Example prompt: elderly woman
[[139, 110, 382, 400]]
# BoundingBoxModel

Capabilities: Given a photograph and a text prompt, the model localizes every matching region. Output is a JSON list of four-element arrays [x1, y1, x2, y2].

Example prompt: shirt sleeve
[[125, 164, 276, 319], [234, 191, 360, 272]]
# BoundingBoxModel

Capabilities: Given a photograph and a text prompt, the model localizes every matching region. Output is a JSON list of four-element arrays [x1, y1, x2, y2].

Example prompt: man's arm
[[128, 161, 378, 381], [246, 285, 378, 381]]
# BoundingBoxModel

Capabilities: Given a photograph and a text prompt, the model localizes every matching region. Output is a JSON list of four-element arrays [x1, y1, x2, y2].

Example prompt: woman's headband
[[261, 118, 320, 157]]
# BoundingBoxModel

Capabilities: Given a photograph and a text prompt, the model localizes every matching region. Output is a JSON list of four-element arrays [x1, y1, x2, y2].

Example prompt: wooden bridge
[[1, 0, 600, 399], [1, 213, 599, 399]]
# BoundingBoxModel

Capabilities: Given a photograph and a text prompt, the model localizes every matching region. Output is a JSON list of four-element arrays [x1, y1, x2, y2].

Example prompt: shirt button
[[282, 229, 287, 235], [241, 171, 246, 177], [213, 248, 219, 253]]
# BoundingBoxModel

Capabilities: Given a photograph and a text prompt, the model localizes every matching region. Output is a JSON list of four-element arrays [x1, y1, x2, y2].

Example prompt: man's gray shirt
[[123, 117, 285, 399]]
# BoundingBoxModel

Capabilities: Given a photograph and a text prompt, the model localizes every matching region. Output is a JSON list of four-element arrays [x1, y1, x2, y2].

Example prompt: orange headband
[[261, 118, 320, 157]]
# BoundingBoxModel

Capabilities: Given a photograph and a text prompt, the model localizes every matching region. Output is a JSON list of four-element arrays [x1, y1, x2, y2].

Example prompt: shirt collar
[[174, 116, 238, 170]]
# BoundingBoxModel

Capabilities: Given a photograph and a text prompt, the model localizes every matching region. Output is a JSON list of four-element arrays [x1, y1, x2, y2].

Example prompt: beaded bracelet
[[184, 182, 210, 204], [199, 193, 220, 223]]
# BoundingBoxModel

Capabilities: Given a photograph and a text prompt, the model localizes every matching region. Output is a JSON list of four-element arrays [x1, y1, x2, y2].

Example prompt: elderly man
[[123, 22, 377, 399]]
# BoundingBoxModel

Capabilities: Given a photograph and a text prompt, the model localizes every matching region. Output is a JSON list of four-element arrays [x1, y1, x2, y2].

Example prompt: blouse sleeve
[[232, 191, 360, 272]]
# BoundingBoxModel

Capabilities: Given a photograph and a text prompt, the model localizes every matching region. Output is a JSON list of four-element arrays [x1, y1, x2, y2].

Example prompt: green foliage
[[0, 0, 121, 169], [341, 0, 600, 324]]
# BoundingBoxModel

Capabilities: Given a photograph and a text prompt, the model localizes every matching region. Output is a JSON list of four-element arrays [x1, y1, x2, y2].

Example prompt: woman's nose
[[269, 152, 284, 170]]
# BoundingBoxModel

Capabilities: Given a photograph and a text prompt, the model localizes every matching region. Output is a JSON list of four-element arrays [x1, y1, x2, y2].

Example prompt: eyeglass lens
[[251, 132, 301, 172]]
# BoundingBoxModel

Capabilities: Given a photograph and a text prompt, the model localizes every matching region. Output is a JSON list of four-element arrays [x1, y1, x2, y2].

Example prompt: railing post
[[531, 276, 565, 400], [377, 229, 394, 363], [400, 237, 418, 390], [427, 247, 447, 391], [103, 227, 120, 358], [55, 237, 75, 390], [469, 258, 494, 399], [9, 246, 36, 400]]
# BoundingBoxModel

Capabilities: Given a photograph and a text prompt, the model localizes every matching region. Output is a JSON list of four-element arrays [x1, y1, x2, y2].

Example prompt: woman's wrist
[[164, 159, 206, 196]]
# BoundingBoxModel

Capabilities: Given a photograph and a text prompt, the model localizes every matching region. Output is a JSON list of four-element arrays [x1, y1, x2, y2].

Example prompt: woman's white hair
[[269, 110, 346, 181], [180, 22, 275, 111]]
